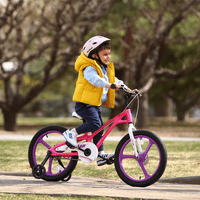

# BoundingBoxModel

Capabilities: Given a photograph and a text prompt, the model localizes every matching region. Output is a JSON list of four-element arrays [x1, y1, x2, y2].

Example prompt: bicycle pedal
[[106, 160, 114, 165], [106, 156, 115, 165]]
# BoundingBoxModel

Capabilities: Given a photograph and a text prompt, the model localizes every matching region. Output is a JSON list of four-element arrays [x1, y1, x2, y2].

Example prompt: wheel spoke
[[46, 157, 53, 175], [137, 139, 155, 179], [142, 139, 153, 157], [138, 161, 151, 179], [121, 154, 136, 159], [39, 138, 51, 149]]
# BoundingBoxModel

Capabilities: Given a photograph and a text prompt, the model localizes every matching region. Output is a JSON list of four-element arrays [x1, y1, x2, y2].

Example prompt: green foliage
[[21, 61, 76, 117], [149, 8, 200, 117], [93, 0, 146, 61], [1, 0, 200, 122]]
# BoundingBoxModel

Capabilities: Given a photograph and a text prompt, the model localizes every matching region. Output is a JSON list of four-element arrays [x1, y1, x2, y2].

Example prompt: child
[[63, 36, 134, 166]]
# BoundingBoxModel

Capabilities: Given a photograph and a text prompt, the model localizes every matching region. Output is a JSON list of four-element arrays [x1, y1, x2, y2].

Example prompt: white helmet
[[83, 36, 110, 57]]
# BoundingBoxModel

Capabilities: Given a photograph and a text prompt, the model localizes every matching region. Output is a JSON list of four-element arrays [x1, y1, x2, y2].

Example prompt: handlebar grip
[[122, 86, 142, 97], [111, 84, 142, 97], [133, 90, 142, 97], [132, 90, 139, 95]]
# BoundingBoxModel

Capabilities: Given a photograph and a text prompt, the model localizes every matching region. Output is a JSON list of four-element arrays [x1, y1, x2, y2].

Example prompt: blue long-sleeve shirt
[[83, 65, 126, 104]]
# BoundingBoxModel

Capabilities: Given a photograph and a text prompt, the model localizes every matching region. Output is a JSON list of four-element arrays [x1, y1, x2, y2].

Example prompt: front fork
[[128, 123, 142, 159]]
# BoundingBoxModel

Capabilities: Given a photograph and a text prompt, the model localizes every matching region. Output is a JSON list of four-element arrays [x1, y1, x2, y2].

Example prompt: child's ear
[[92, 54, 98, 59]]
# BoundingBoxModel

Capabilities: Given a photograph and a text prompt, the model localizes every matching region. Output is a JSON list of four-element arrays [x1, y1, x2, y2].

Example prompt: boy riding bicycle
[[63, 36, 138, 166]]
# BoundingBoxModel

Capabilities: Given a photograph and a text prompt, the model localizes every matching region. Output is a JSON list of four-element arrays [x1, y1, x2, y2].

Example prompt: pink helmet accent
[[83, 36, 110, 57]]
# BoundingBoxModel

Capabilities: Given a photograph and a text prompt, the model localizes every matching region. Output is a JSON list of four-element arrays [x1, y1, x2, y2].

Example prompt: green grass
[[149, 116, 200, 127], [0, 193, 137, 200], [0, 116, 109, 127], [0, 140, 200, 179], [0, 139, 200, 200], [163, 141, 200, 178], [0, 115, 199, 128]]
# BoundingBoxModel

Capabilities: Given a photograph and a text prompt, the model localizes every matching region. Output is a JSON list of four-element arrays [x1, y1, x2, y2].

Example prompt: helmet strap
[[90, 51, 107, 67]]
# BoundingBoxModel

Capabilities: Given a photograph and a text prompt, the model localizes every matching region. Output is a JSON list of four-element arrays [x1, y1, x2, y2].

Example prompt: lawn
[[0, 193, 131, 200], [0, 140, 199, 179], [0, 121, 200, 200]]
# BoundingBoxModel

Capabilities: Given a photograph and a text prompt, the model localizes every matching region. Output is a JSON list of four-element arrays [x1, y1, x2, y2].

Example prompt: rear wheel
[[115, 130, 167, 187], [28, 125, 78, 181]]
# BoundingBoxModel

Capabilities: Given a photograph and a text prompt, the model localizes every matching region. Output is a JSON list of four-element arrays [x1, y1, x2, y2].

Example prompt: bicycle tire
[[28, 125, 78, 181], [114, 130, 167, 187]]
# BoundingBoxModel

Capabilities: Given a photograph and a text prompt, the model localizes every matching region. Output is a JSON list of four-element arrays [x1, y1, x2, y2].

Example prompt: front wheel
[[114, 130, 167, 187]]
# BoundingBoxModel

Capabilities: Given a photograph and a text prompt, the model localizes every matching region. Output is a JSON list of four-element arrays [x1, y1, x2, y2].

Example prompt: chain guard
[[56, 142, 98, 163], [77, 142, 98, 163]]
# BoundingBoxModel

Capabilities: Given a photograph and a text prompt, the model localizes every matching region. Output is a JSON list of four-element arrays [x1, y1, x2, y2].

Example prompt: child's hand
[[109, 83, 122, 91], [108, 83, 121, 90], [115, 83, 122, 91], [126, 88, 140, 95], [132, 89, 140, 94]]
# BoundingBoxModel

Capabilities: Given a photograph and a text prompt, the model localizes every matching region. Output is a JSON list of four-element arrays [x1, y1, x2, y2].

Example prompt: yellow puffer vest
[[73, 52, 115, 108]]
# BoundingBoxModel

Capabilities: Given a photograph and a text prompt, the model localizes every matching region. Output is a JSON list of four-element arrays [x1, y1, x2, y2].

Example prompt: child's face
[[97, 49, 111, 65]]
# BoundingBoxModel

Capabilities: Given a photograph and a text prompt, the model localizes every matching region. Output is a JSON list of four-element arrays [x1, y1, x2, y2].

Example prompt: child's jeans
[[75, 102, 104, 151]]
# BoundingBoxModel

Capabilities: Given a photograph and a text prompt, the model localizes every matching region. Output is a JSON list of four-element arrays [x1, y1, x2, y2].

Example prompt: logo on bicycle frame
[[78, 144, 86, 148]]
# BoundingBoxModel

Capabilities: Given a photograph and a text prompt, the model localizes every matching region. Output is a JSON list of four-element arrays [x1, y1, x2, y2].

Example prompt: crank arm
[[98, 154, 109, 161], [97, 154, 115, 164], [65, 141, 85, 153]]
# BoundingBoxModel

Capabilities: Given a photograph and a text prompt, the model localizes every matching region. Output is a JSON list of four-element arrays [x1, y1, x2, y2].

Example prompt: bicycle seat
[[72, 111, 83, 120]]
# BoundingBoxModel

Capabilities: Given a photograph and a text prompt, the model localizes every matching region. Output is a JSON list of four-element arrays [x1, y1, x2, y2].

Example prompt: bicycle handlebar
[[120, 85, 142, 97], [110, 84, 141, 97]]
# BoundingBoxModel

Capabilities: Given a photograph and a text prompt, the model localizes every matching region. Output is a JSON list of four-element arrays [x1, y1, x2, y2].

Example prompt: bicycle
[[28, 86, 167, 187]]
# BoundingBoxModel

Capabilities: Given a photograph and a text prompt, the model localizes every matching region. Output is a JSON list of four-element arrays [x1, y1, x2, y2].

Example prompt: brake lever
[[114, 84, 142, 97], [120, 86, 142, 97], [132, 90, 142, 97]]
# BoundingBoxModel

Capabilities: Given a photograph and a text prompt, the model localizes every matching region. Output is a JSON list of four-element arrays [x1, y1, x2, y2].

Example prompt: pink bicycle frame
[[49, 109, 133, 158]]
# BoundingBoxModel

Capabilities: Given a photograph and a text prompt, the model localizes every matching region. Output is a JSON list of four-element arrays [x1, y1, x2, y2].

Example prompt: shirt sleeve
[[83, 66, 108, 88], [115, 77, 128, 89]]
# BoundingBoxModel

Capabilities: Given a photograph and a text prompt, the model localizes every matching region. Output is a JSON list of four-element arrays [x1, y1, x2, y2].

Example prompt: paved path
[[0, 172, 200, 200]]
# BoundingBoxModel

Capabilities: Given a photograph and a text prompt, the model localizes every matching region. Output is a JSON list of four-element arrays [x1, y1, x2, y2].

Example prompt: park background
[[0, 1, 200, 195], [0, 0, 200, 134]]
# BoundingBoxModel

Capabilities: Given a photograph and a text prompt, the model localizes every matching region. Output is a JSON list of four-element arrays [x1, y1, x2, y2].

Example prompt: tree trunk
[[110, 17, 133, 131], [154, 96, 173, 117], [2, 110, 18, 131], [137, 92, 149, 128], [176, 105, 187, 121], [110, 91, 127, 130]]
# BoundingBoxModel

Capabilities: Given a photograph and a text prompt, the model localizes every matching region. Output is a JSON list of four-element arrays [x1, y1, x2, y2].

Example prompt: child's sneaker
[[63, 129, 78, 148], [97, 152, 115, 166]]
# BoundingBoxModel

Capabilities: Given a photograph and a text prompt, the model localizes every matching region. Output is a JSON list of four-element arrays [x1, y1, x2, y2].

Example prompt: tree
[[96, 0, 200, 128], [150, 14, 200, 120], [0, 0, 116, 131], [155, 55, 200, 121]]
